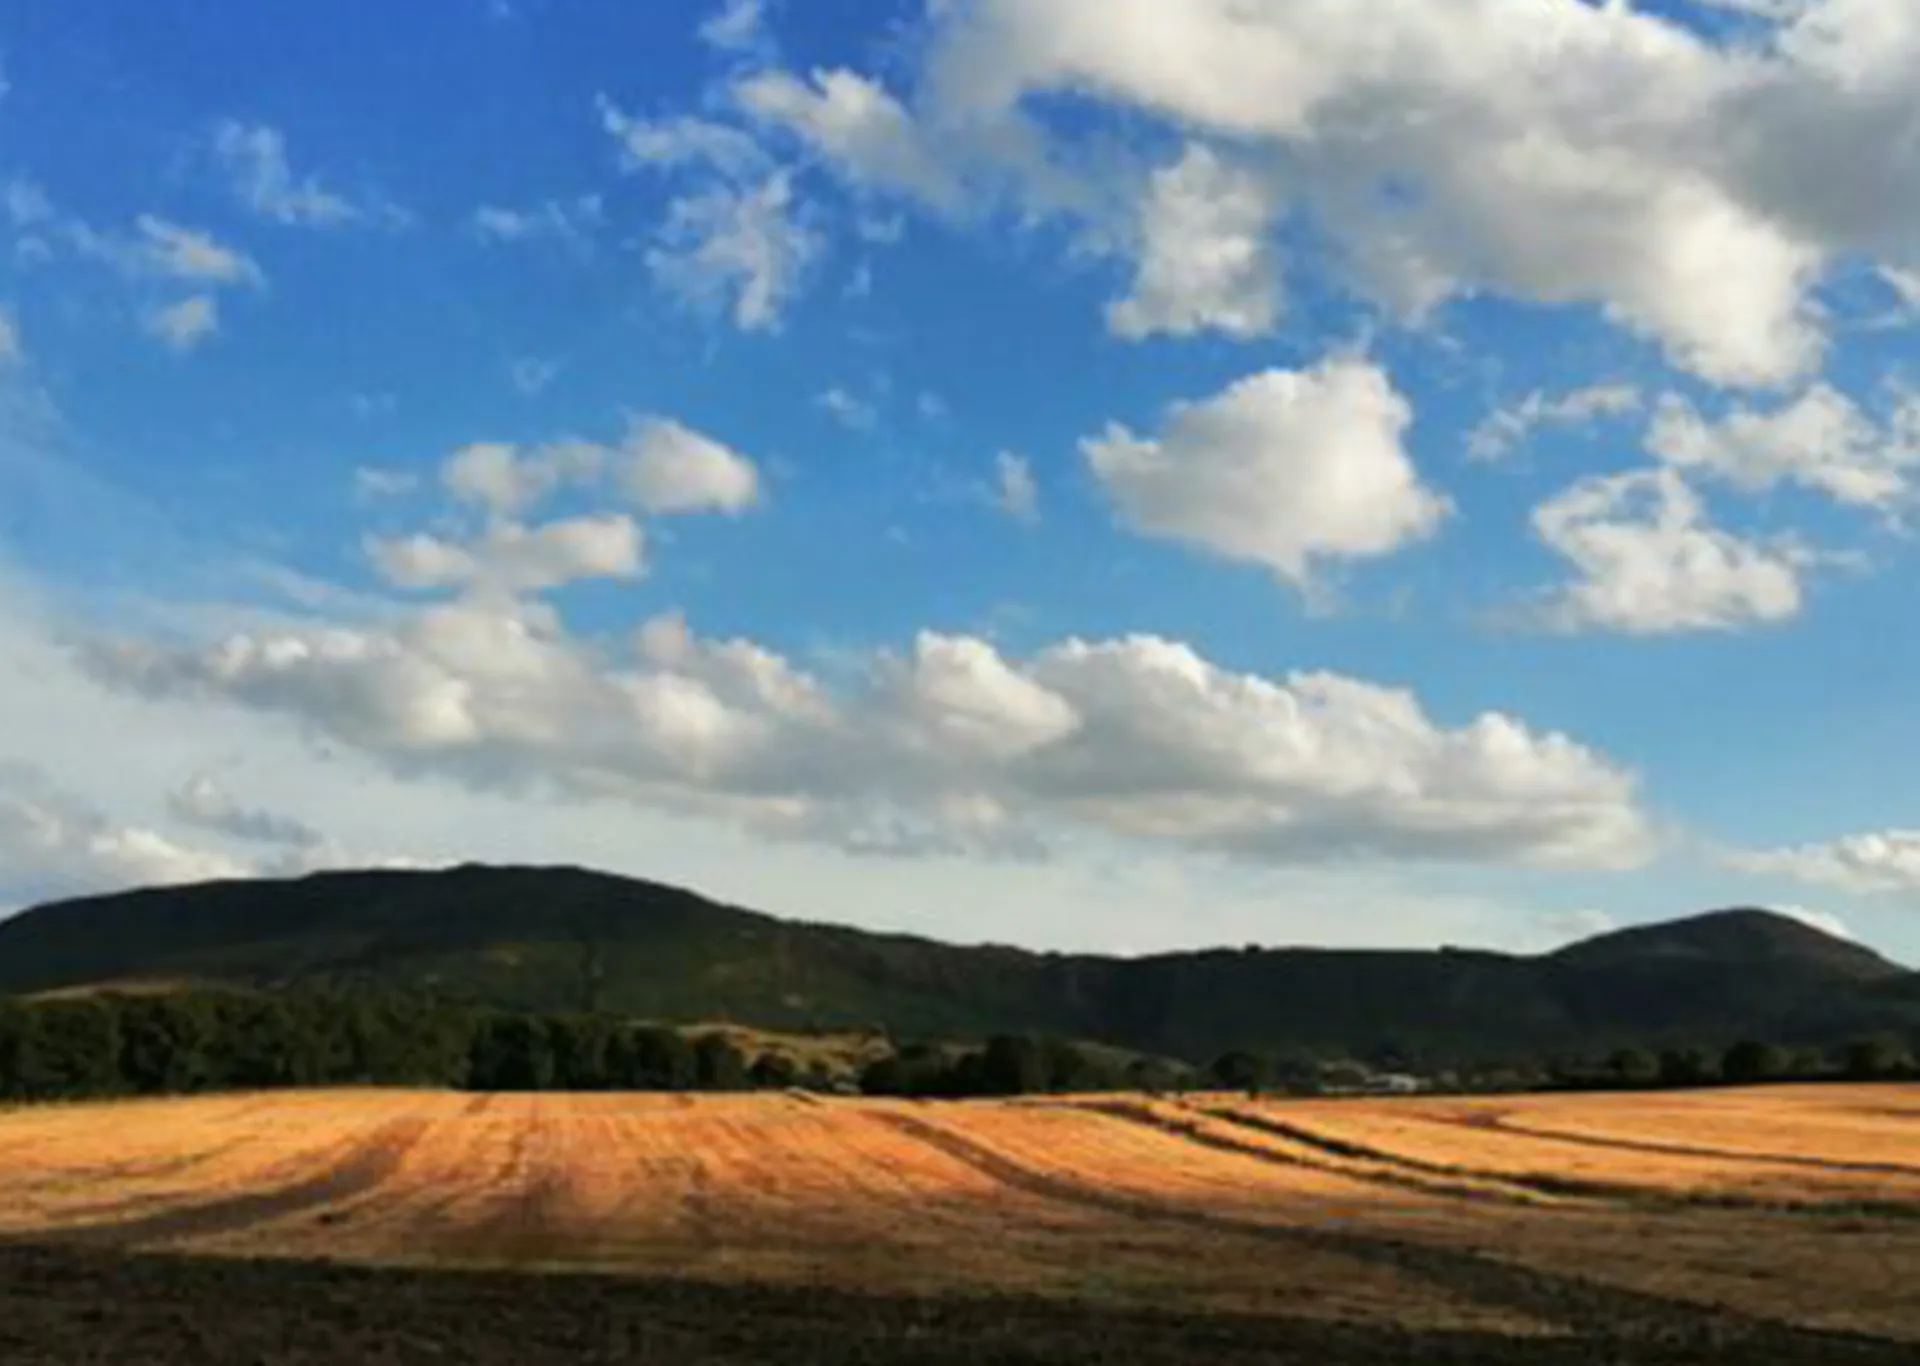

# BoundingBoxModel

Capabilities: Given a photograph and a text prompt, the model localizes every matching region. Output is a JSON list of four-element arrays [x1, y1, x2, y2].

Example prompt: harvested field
[[1, 1084, 1918, 1363]]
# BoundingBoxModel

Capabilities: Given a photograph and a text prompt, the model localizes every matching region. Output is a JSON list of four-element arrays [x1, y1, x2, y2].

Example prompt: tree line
[[2, 986, 1913, 1105], [0, 989, 762, 1100]]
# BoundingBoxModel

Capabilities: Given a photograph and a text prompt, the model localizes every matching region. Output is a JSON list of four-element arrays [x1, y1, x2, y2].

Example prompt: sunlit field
[[3, 1083, 1919, 1359]]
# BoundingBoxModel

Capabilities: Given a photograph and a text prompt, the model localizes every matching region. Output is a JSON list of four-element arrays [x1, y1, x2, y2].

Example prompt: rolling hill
[[0, 865, 1912, 1065]]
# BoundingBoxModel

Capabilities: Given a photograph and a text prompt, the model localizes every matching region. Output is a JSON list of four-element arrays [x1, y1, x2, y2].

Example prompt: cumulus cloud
[[712, 0, 1920, 386], [167, 772, 322, 848], [601, 98, 819, 330], [1083, 359, 1448, 586], [77, 601, 1654, 874], [367, 515, 644, 593], [142, 296, 219, 351], [736, 68, 966, 212], [1532, 468, 1813, 634], [0, 763, 247, 907], [620, 417, 761, 515], [994, 451, 1039, 523], [1731, 829, 1920, 898], [646, 173, 821, 331], [698, 0, 765, 53], [1468, 384, 1644, 463], [1649, 383, 1920, 508], [211, 121, 384, 228], [1107, 144, 1283, 340], [441, 439, 604, 518]]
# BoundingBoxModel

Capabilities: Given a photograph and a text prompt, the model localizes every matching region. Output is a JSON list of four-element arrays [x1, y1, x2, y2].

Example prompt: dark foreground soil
[[1, 1244, 1915, 1366]]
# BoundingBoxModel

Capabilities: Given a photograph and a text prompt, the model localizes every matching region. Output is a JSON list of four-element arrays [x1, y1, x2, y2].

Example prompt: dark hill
[[1547, 908, 1902, 980], [0, 865, 1910, 1065]]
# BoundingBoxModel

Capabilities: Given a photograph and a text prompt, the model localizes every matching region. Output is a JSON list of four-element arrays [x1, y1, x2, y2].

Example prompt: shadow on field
[[0, 1241, 1914, 1366]]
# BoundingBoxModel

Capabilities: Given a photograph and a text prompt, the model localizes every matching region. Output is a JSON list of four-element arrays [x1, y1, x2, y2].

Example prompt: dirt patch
[[1, 1241, 1913, 1366]]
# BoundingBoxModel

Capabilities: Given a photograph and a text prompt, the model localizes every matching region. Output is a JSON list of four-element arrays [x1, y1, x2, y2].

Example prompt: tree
[[117, 995, 214, 1095], [981, 1035, 1049, 1096], [468, 1014, 555, 1091], [693, 1033, 748, 1090], [609, 1026, 697, 1090], [1844, 1036, 1915, 1081], [548, 1014, 615, 1090], [1657, 1046, 1717, 1088], [1721, 1040, 1789, 1086], [1208, 1050, 1270, 1093], [1606, 1047, 1659, 1087], [21, 998, 124, 1097], [858, 1054, 907, 1096]]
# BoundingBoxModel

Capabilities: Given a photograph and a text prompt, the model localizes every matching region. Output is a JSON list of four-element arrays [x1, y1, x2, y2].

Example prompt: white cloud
[[1083, 359, 1448, 586], [352, 466, 417, 500], [1731, 830, 1920, 898], [815, 386, 877, 430], [1107, 144, 1283, 340], [737, 68, 965, 212], [1532, 468, 1812, 634], [1468, 384, 1644, 463], [166, 772, 322, 848], [142, 296, 219, 351], [1772, 903, 1855, 941], [0, 570, 1639, 951], [646, 173, 821, 331], [0, 763, 247, 906], [78, 606, 1654, 874], [471, 197, 601, 247], [698, 0, 764, 52], [994, 451, 1038, 523], [747, 0, 1920, 386], [367, 516, 644, 594], [441, 439, 604, 518], [129, 216, 264, 288], [0, 309, 20, 365], [1648, 383, 1920, 508], [600, 97, 823, 331], [211, 121, 375, 228], [601, 106, 772, 181], [620, 416, 761, 514], [364, 533, 479, 591]]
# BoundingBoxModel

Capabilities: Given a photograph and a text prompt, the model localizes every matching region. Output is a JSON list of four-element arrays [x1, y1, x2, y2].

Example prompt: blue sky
[[3, 0, 1919, 962]]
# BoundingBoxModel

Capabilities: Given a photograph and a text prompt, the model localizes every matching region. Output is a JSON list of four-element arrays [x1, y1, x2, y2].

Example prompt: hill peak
[[1548, 907, 1904, 980]]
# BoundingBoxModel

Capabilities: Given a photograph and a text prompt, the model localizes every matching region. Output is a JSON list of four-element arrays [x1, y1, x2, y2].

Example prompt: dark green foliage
[[981, 1034, 1049, 1096], [692, 1034, 747, 1090], [117, 994, 216, 1094], [1843, 1035, 1914, 1080], [1606, 1047, 1659, 1085], [20, 998, 122, 1097], [468, 1014, 555, 1091], [605, 1026, 697, 1090], [1208, 1050, 1270, 1092], [1722, 1039, 1792, 1085], [547, 1014, 616, 1090], [1658, 1046, 1719, 1088]]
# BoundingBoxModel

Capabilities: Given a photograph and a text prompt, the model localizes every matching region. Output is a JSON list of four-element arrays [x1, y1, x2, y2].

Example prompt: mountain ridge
[[0, 864, 1911, 1066]]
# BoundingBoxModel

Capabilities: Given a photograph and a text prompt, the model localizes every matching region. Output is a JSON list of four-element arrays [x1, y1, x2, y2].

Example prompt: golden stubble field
[[2, 1084, 1919, 1345]]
